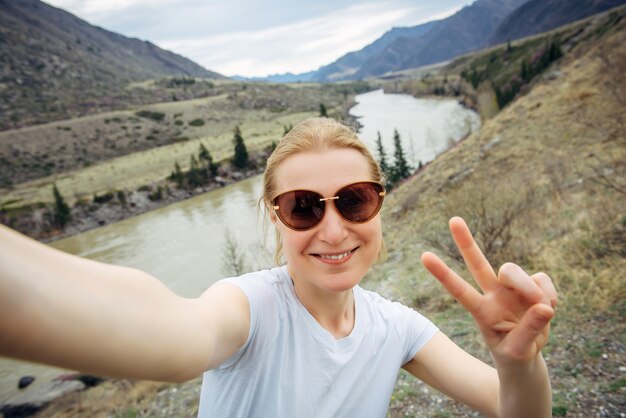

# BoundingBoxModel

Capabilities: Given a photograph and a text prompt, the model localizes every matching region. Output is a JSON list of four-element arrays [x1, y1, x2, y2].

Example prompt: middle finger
[[449, 217, 498, 292]]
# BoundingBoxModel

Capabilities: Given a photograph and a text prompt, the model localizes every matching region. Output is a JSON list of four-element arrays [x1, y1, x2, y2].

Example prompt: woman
[[0, 117, 556, 417]]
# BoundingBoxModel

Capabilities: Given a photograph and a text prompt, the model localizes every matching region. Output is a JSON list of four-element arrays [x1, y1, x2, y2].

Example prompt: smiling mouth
[[312, 247, 358, 262]]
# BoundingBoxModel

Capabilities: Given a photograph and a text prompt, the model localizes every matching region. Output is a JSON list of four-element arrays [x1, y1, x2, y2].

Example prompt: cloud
[[157, 2, 412, 77], [46, 0, 470, 77], [47, 0, 181, 21]]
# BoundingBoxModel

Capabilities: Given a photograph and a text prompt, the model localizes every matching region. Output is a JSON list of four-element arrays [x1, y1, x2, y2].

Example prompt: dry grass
[[365, 15, 626, 319], [0, 112, 313, 207]]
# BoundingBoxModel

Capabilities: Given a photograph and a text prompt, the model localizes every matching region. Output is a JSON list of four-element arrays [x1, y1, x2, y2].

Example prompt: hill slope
[[355, 0, 526, 79], [368, 8, 626, 416], [489, 0, 626, 45], [0, 0, 224, 130], [311, 21, 438, 82]]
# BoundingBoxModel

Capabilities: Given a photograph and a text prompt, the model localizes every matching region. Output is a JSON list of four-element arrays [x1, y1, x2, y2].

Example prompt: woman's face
[[271, 148, 382, 294]]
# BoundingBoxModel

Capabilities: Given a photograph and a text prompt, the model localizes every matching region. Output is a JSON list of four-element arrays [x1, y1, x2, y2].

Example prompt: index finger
[[449, 217, 498, 291], [421, 251, 483, 314]]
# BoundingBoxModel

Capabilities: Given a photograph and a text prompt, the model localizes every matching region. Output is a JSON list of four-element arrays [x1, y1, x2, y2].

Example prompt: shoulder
[[220, 266, 286, 292], [356, 286, 437, 336]]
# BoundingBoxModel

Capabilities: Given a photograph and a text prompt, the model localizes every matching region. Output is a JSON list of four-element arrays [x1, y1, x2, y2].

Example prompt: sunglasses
[[272, 181, 386, 231]]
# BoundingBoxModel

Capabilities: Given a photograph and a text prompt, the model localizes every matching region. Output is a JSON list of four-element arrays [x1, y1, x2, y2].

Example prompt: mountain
[[311, 22, 438, 82], [0, 0, 224, 129], [352, 0, 527, 80], [239, 23, 438, 84], [488, 0, 626, 45], [233, 70, 316, 83]]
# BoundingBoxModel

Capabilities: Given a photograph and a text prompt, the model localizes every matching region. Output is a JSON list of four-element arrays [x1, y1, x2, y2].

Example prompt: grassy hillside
[[379, 5, 626, 122], [366, 10, 625, 417], [0, 81, 365, 209], [0, 0, 224, 131]]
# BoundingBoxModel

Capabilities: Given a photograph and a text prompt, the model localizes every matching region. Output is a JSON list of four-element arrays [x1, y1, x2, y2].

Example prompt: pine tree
[[391, 129, 411, 183], [52, 183, 71, 227], [170, 161, 184, 187], [375, 131, 390, 186], [187, 155, 202, 187], [319, 103, 328, 117], [521, 59, 530, 82], [198, 143, 217, 176], [232, 125, 249, 169]]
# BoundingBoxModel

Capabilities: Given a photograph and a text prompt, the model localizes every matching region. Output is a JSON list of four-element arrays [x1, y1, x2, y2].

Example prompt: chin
[[321, 270, 366, 293]]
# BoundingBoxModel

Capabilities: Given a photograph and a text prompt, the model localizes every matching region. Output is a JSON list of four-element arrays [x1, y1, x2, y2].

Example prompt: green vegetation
[[170, 162, 184, 187], [375, 131, 392, 190], [93, 192, 114, 204], [135, 110, 165, 122], [168, 143, 220, 190], [188, 118, 205, 127], [460, 38, 563, 109], [319, 103, 328, 117], [390, 129, 411, 184], [199, 143, 218, 177], [165, 77, 196, 87], [232, 125, 249, 169], [52, 183, 71, 227]]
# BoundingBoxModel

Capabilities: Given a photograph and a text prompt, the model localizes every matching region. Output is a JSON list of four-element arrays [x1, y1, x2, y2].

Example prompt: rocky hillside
[[353, 0, 526, 80], [488, 0, 626, 45], [0, 0, 225, 131], [311, 21, 438, 82]]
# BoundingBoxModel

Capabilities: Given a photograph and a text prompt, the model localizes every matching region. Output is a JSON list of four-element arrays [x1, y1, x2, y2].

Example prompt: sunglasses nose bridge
[[315, 204, 350, 244]]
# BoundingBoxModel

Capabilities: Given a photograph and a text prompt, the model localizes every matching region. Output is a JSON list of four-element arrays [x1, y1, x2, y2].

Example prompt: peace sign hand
[[421, 217, 557, 367]]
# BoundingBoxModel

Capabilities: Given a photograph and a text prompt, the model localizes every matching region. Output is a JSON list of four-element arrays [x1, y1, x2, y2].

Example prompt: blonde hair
[[260, 117, 387, 265]]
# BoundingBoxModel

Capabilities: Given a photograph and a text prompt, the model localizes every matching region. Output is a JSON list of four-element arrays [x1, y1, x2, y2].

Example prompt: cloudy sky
[[46, 0, 472, 78]]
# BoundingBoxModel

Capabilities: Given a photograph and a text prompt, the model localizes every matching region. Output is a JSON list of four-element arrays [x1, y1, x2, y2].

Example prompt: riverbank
[[1, 147, 271, 244]]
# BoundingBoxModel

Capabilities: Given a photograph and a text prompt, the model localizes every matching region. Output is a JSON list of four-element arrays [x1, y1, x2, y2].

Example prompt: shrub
[[189, 118, 205, 127], [93, 192, 114, 204], [135, 110, 165, 122]]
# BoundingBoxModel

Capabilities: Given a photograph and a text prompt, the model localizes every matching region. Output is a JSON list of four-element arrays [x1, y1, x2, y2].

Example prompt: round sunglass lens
[[277, 191, 324, 230], [336, 183, 383, 222]]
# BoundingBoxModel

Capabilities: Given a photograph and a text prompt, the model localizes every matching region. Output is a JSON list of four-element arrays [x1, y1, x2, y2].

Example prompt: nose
[[316, 202, 349, 244]]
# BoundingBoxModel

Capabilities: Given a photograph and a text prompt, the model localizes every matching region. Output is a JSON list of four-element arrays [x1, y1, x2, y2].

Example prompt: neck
[[288, 268, 355, 339]]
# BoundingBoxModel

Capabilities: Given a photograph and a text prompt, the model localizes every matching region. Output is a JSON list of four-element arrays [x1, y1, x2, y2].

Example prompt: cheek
[[280, 228, 310, 260]]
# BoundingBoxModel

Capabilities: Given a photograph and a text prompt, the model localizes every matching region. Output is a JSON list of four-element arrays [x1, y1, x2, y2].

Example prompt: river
[[0, 90, 480, 404]]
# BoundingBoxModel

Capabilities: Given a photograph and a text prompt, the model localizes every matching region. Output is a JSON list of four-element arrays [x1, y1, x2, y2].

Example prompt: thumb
[[504, 304, 554, 360]]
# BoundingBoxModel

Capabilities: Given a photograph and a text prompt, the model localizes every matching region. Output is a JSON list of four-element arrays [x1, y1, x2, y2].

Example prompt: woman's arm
[[404, 332, 551, 418], [0, 224, 249, 382], [406, 217, 556, 418]]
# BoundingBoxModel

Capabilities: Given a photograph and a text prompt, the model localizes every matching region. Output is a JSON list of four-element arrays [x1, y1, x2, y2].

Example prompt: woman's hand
[[420, 217, 557, 368]]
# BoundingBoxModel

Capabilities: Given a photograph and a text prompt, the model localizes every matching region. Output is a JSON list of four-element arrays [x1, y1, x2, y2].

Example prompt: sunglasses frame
[[272, 181, 386, 231]]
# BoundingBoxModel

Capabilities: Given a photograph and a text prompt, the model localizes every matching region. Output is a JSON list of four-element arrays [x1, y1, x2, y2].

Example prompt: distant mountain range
[[244, 0, 626, 82]]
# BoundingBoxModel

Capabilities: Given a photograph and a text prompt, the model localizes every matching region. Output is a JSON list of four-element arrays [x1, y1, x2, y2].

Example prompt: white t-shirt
[[197, 266, 439, 417]]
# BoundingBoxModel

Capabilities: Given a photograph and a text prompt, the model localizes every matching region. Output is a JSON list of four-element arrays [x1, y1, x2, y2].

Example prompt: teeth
[[319, 250, 351, 260]]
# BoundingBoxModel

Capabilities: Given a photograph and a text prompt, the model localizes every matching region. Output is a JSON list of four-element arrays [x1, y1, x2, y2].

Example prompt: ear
[[268, 204, 279, 226]]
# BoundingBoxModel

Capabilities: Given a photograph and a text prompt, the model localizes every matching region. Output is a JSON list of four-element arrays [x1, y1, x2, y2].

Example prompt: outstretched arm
[[0, 225, 249, 382], [404, 217, 556, 418]]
